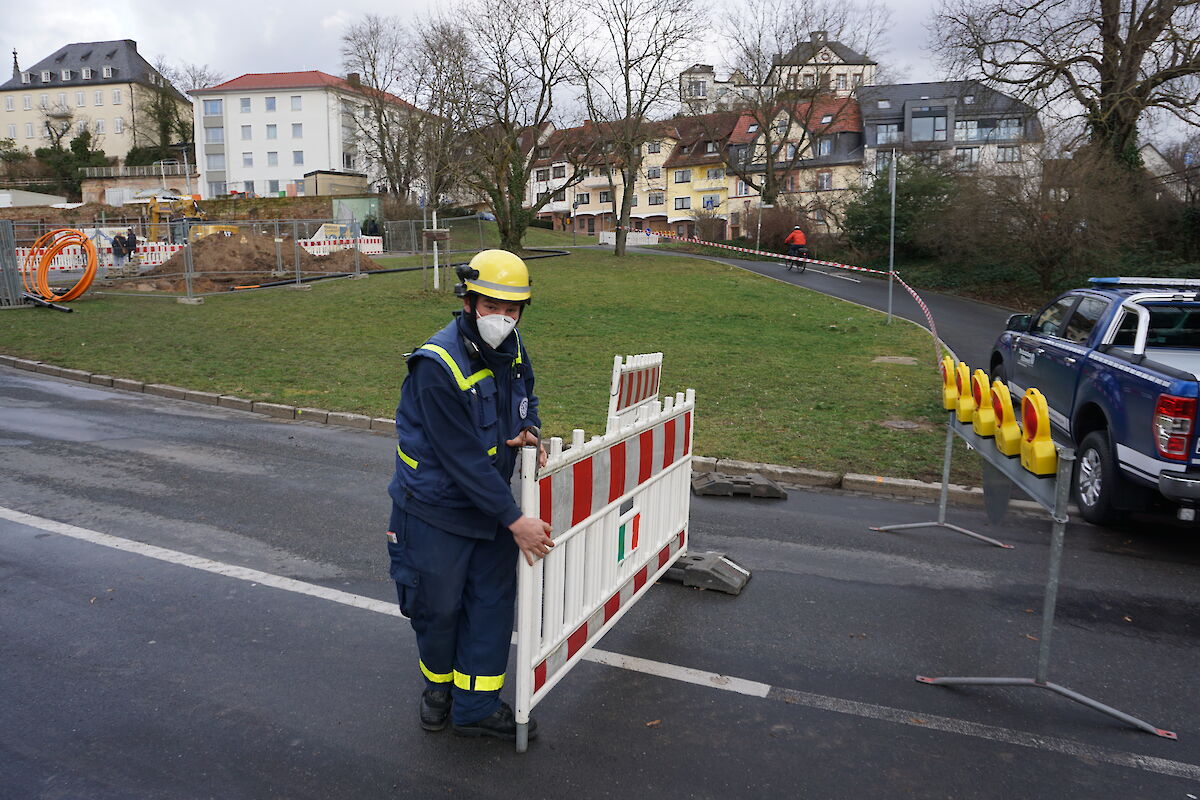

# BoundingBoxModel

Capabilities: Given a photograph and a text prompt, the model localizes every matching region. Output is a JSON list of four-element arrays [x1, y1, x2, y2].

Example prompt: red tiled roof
[[192, 70, 418, 111], [728, 97, 862, 146]]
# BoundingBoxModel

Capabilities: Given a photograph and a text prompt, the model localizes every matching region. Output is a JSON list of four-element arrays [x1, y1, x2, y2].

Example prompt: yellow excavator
[[146, 196, 237, 243]]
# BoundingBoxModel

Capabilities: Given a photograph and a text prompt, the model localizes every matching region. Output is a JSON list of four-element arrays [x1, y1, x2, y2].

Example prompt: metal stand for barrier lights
[[871, 416, 1013, 549], [906, 415, 1177, 739]]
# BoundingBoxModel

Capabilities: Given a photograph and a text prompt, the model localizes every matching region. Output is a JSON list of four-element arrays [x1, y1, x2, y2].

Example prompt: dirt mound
[[133, 230, 384, 293]]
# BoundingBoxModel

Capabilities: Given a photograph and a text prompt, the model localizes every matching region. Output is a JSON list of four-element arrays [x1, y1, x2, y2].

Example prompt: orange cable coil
[[22, 228, 99, 302]]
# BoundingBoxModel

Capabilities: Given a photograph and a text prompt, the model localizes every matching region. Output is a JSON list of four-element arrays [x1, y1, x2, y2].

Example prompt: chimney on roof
[[11, 48, 18, 80], [810, 31, 827, 43], [347, 72, 361, 87]]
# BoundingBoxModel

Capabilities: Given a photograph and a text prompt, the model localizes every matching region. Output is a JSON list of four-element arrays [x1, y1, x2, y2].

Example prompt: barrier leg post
[[514, 445, 537, 754]]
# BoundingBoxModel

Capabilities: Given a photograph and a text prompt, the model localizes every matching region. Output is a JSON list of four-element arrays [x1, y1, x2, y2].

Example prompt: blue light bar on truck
[[1089, 277, 1200, 288]]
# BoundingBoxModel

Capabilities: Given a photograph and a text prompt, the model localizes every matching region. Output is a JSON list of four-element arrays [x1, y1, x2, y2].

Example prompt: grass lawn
[[1, 249, 967, 482]]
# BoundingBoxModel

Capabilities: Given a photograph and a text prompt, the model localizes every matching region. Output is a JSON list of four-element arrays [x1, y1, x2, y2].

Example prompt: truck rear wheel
[[1074, 431, 1123, 526]]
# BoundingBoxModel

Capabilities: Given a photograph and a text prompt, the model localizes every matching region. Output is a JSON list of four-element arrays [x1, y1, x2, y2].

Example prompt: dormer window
[[82, 68, 93, 80], [704, 141, 717, 153], [21, 72, 30, 84], [537, 146, 550, 158], [747, 123, 759, 133], [877, 99, 891, 109], [964, 94, 975, 104], [61, 70, 71, 80], [820, 114, 833, 124], [102, 66, 113, 78], [41, 71, 52, 82]]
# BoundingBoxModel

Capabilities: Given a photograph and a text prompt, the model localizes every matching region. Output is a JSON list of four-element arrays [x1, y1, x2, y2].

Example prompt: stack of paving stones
[[0, 353, 1016, 510]]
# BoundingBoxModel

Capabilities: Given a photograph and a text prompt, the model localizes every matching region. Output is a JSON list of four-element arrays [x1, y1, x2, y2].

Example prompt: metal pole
[[432, 208, 440, 291], [755, 194, 763, 252], [1035, 450, 1075, 685], [935, 417, 953, 526], [478, 214, 484, 251], [293, 220, 301, 284], [183, 220, 194, 301], [887, 148, 897, 324], [274, 219, 282, 274], [352, 214, 361, 277]]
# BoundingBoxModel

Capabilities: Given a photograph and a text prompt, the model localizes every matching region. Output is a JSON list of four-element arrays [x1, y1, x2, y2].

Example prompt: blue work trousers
[[387, 503, 519, 725]]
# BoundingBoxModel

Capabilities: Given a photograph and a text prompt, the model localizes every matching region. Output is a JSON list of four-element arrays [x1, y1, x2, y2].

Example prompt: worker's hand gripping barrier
[[970, 369, 996, 437], [513, 385, 695, 752], [954, 362, 976, 423], [991, 380, 1021, 457], [940, 356, 958, 410], [1020, 388, 1058, 476]]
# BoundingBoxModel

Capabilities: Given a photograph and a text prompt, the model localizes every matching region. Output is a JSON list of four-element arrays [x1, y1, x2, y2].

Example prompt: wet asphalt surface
[[2, 367, 1199, 798]]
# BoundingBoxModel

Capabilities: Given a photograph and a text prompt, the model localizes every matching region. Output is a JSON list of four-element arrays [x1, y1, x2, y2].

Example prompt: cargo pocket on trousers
[[386, 534, 419, 620]]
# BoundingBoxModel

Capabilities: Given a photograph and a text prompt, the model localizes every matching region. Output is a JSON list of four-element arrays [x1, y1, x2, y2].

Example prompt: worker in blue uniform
[[387, 249, 553, 742]]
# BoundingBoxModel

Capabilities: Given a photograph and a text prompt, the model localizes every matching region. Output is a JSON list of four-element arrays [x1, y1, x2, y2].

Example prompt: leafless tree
[[932, 0, 1200, 167], [421, 0, 585, 252], [703, 0, 890, 205], [573, 0, 700, 255]]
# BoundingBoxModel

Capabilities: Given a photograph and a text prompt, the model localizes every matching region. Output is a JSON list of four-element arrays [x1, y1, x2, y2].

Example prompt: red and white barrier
[[513, 384, 695, 751], [299, 236, 383, 256], [606, 353, 662, 434]]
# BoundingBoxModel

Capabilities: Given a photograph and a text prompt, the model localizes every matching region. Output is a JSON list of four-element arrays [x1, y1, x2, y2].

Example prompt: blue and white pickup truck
[[990, 277, 1200, 526]]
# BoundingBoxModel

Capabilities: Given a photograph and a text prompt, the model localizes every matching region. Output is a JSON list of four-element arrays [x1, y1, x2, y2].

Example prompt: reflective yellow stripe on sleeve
[[396, 444, 418, 469], [487, 446, 497, 457], [418, 344, 494, 391], [420, 661, 453, 684], [453, 670, 505, 692]]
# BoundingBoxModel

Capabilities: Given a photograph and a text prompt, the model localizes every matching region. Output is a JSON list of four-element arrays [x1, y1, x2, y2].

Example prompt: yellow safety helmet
[[455, 249, 531, 303]]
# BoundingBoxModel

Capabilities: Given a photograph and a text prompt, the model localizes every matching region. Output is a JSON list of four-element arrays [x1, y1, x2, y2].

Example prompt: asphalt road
[[3, 367, 1199, 798], [626, 246, 1015, 369]]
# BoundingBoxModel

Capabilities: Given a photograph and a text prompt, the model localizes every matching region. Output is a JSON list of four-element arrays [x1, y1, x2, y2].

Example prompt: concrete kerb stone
[[218, 396, 254, 412], [36, 363, 63, 377], [12, 358, 40, 371], [370, 417, 395, 432], [58, 368, 91, 382], [296, 408, 331, 424], [253, 402, 296, 420], [327, 412, 372, 430], [145, 384, 188, 400], [112, 378, 145, 393], [90, 374, 115, 386], [185, 390, 222, 406], [0, 354, 17, 368]]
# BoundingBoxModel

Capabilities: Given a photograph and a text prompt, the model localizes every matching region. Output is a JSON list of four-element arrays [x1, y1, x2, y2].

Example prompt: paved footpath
[[2, 367, 1198, 798]]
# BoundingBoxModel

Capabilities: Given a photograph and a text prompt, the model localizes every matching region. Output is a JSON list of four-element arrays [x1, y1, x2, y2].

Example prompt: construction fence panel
[[606, 353, 664, 435], [513, 387, 695, 751], [0, 220, 29, 309]]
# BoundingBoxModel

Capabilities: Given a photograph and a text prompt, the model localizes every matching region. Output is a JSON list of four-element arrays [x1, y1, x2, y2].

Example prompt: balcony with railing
[[80, 164, 195, 178]]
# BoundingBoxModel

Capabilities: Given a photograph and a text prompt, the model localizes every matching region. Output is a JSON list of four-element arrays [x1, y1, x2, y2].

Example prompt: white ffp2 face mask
[[477, 312, 517, 348]]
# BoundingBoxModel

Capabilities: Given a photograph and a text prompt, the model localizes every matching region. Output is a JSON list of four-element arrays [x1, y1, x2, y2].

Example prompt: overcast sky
[[2, 0, 938, 88]]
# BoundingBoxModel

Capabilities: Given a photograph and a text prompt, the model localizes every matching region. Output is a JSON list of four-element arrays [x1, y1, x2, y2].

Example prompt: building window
[[736, 180, 748, 195], [646, 141, 660, 153], [20, 72, 30, 84], [701, 194, 720, 209], [102, 66, 113, 78], [268, 179, 280, 193], [23, 122, 33, 138], [267, 151, 279, 166], [647, 166, 661, 179], [813, 208, 826, 224], [240, 124, 251, 140], [94, 91, 103, 106], [955, 147, 980, 168], [343, 152, 357, 170], [674, 169, 691, 183], [535, 168, 550, 181], [674, 197, 691, 209], [75, 91, 84, 107], [293, 150, 304, 165], [291, 123, 303, 138], [76, 120, 86, 135], [575, 192, 590, 204], [266, 124, 277, 140], [81, 68, 92, 80], [242, 180, 255, 195], [60, 70, 71, 80], [55, 92, 66, 108], [687, 80, 707, 98], [206, 153, 225, 170], [4, 124, 13, 138], [265, 96, 276, 112], [876, 123, 899, 144], [599, 190, 610, 203], [877, 98, 891, 109], [38, 94, 47, 108], [997, 146, 1021, 163], [22, 96, 31, 110], [803, 73, 816, 88], [747, 123, 759, 133], [817, 171, 833, 190], [554, 189, 565, 201], [705, 141, 717, 153], [203, 98, 222, 115], [998, 118, 1022, 138], [240, 97, 251, 113], [964, 94, 975, 105], [242, 152, 253, 167], [291, 95, 302, 111], [114, 117, 124, 134], [955, 120, 979, 141], [820, 114, 833, 124], [707, 167, 724, 179], [818, 137, 833, 156], [537, 146, 550, 158], [204, 127, 224, 143], [630, 194, 638, 207], [911, 115, 947, 142], [853, 74, 863, 87], [207, 181, 226, 196], [3, 97, 11, 111], [112, 89, 122, 104], [40, 70, 51, 82], [552, 165, 565, 178], [835, 74, 847, 90], [648, 191, 664, 205], [875, 150, 893, 173]]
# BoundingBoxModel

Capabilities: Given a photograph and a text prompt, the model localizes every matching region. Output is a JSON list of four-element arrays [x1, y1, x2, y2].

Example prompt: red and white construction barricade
[[512, 377, 695, 752], [606, 352, 663, 433]]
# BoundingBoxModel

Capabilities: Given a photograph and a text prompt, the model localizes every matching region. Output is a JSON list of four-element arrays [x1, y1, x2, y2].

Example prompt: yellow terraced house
[[661, 113, 739, 239]]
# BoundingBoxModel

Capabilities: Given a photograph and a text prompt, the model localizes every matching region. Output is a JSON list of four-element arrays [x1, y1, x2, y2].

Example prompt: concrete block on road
[[12, 358, 40, 371], [58, 368, 91, 383], [145, 384, 188, 400], [36, 363, 63, 376], [295, 408, 330, 424], [327, 412, 372, 430], [185, 390, 222, 406], [370, 416, 394, 432], [218, 396, 254, 412], [89, 374, 114, 386], [253, 402, 296, 420], [112, 378, 145, 392]]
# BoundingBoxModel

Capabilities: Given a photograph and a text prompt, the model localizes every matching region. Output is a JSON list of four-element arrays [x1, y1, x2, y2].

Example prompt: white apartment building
[[190, 70, 413, 199]]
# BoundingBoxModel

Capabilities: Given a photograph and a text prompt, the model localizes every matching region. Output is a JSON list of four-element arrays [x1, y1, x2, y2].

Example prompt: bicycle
[[786, 244, 808, 274]]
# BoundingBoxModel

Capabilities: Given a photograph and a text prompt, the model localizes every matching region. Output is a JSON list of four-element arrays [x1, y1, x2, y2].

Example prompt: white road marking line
[[3, 504, 1193, 780]]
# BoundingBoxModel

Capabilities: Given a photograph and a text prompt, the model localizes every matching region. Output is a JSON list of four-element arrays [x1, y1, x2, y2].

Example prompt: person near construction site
[[784, 225, 808, 260], [386, 248, 552, 742], [111, 232, 128, 267], [125, 228, 139, 264]]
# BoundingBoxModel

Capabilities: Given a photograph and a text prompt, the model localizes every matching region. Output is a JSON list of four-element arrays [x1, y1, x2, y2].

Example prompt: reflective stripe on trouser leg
[[421, 660, 453, 684], [451, 528, 520, 726]]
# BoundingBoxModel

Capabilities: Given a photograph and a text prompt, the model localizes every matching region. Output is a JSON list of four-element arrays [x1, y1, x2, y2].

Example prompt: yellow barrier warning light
[[970, 370, 997, 437], [940, 356, 958, 410], [1020, 388, 1058, 476], [991, 380, 1021, 457], [955, 362, 976, 423]]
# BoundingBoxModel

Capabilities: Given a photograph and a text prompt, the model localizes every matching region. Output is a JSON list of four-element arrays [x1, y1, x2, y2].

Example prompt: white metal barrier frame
[[606, 353, 663, 434], [514, 388, 695, 752]]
